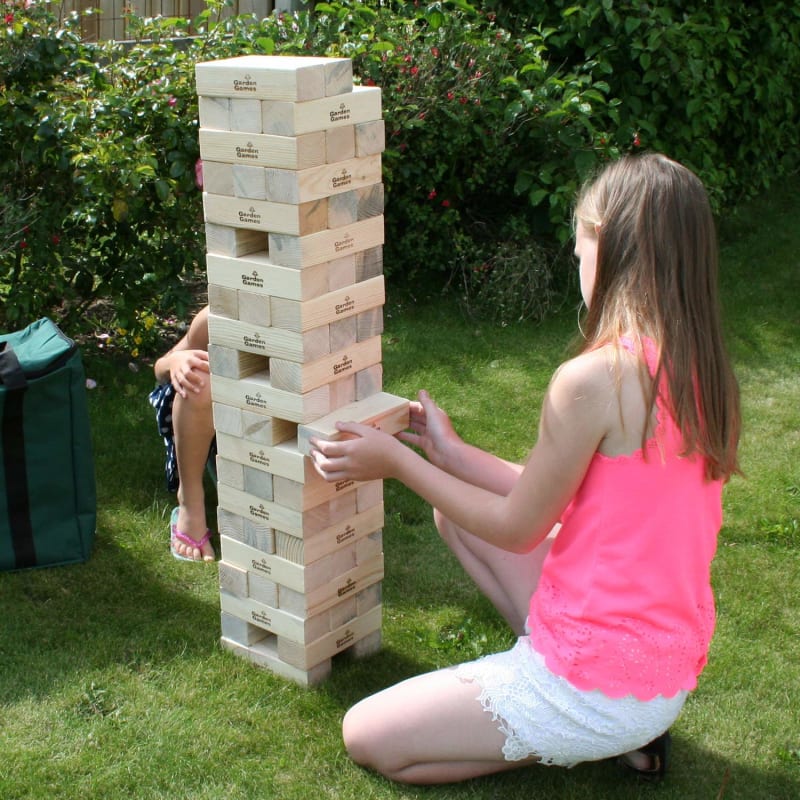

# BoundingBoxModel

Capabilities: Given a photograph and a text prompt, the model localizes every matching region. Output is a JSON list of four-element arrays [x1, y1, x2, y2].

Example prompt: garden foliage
[[1, 0, 798, 343]]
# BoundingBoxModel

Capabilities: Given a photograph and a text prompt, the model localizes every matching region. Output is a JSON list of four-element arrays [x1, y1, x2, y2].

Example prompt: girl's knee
[[342, 704, 399, 777]]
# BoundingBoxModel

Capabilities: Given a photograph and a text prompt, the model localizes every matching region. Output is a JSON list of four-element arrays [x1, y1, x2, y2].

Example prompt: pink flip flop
[[170, 507, 213, 562]]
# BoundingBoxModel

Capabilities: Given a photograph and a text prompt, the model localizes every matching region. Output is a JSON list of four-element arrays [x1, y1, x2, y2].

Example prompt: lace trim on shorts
[[455, 635, 687, 767]]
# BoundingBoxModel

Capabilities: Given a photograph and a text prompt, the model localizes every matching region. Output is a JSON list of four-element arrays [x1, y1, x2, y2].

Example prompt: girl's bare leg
[[434, 509, 556, 634], [171, 380, 215, 561], [343, 666, 538, 784]]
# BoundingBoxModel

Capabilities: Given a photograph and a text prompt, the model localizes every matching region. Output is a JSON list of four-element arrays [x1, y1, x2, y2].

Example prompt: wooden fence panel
[[55, 0, 306, 41]]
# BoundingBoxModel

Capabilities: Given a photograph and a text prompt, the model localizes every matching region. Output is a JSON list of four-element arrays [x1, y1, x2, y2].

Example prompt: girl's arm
[[398, 391, 523, 495], [310, 351, 614, 553]]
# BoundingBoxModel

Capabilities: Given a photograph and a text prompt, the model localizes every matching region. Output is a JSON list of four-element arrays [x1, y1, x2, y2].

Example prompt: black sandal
[[618, 731, 671, 781]]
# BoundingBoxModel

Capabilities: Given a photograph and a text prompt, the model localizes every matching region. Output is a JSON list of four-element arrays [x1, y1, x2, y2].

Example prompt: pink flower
[[194, 159, 204, 189], [168, 96, 177, 107], [428, 189, 437, 200], [431, 47, 440, 57], [447, 92, 455, 101], [410, 66, 419, 76], [459, 96, 468, 105]]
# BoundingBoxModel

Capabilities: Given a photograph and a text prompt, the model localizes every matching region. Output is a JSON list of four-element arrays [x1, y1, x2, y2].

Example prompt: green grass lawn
[[1, 181, 798, 799]]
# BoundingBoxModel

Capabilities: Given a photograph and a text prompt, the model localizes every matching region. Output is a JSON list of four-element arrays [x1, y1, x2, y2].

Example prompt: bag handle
[[0, 342, 28, 392]]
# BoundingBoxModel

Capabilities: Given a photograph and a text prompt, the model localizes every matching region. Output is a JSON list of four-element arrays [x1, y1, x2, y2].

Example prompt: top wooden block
[[195, 55, 354, 102]]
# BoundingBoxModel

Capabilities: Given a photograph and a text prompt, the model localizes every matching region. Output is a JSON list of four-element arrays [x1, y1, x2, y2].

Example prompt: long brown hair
[[574, 153, 740, 481]]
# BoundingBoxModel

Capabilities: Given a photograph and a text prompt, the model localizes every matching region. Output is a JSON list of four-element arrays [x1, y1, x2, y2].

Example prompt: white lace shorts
[[455, 635, 688, 767]]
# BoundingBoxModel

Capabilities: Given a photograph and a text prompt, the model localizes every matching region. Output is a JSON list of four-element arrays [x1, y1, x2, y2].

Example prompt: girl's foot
[[170, 506, 215, 562], [618, 731, 671, 781]]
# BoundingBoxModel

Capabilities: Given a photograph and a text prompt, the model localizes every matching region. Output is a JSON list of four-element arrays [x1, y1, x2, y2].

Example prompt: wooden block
[[241, 410, 296, 446], [208, 344, 267, 380], [208, 284, 238, 318], [202, 161, 234, 195], [207, 314, 331, 363], [230, 97, 263, 133], [355, 364, 382, 400], [206, 251, 330, 302], [355, 245, 383, 281], [205, 223, 266, 257], [243, 517, 275, 553], [195, 55, 351, 102], [356, 182, 385, 220], [272, 473, 358, 513], [215, 432, 311, 483], [327, 191, 358, 229], [268, 214, 384, 269], [269, 275, 384, 333], [261, 85, 382, 137], [355, 119, 385, 156], [297, 392, 410, 455], [325, 124, 355, 163], [356, 307, 383, 341], [203, 193, 328, 237], [356, 480, 383, 513], [216, 455, 245, 491], [276, 603, 382, 670], [244, 465, 273, 500], [220, 590, 321, 644], [330, 595, 358, 628], [329, 374, 356, 408], [212, 402, 243, 437], [329, 315, 357, 351], [199, 129, 327, 170], [349, 627, 382, 660], [211, 371, 331, 425], [328, 255, 357, 291], [304, 492, 358, 536], [248, 571, 279, 607], [263, 154, 382, 205], [219, 561, 249, 597], [356, 530, 383, 567], [198, 95, 231, 130], [269, 336, 381, 395], [220, 611, 269, 646], [217, 506, 245, 541], [237, 290, 271, 328], [221, 635, 332, 687], [232, 164, 267, 200]]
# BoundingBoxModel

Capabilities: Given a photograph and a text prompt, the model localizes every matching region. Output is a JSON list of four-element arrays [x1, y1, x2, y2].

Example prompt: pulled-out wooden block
[[269, 275, 385, 333], [208, 313, 330, 363], [261, 85, 381, 136], [297, 392, 410, 456], [241, 409, 296, 446], [196, 55, 353, 102], [199, 129, 326, 170], [203, 192, 328, 237], [272, 472, 358, 513], [269, 335, 381, 395], [269, 215, 384, 269], [211, 371, 331, 424], [264, 154, 382, 205]]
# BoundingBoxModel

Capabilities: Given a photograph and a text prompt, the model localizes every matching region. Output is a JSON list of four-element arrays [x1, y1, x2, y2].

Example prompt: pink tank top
[[527, 340, 723, 701]]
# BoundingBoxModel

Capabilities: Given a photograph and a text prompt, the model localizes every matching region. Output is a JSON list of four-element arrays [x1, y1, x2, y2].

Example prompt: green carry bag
[[0, 318, 96, 570]]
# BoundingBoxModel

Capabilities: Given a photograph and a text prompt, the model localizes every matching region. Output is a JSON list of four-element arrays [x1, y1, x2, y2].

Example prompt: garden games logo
[[249, 503, 270, 523], [241, 270, 264, 289], [233, 74, 257, 93], [239, 206, 262, 226], [336, 524, 356, 545], [329, 102, 351, 123], [249, 450, 270, 468], [335, 296, 355, 315], [333, 354, 353, 376], [331, 168, 352, 190], [334, 232, 355, 253], [235, 143, 260, 161], [245, 392, 269, 411], [242, 332, 267, 351], [337, 578, 357, 598]]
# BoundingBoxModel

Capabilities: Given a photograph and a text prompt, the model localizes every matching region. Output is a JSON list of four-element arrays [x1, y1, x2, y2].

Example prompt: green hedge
[[1, 0, 798, 344]]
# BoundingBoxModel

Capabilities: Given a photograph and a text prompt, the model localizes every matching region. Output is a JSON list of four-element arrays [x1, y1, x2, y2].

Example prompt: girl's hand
[[309, 422, 402, 483], [397, 390, 462, 470], [169, 349, 210, 398]]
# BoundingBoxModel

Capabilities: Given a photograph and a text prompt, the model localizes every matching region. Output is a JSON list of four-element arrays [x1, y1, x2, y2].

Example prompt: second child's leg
[[171, 380, 215, 561]]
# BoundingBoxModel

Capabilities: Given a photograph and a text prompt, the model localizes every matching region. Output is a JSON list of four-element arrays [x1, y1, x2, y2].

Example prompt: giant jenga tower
[[194, 55, 409, 685]]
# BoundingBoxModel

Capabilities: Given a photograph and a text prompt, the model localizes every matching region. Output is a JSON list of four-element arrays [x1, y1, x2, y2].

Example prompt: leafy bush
[[1, 0, 798, 345]]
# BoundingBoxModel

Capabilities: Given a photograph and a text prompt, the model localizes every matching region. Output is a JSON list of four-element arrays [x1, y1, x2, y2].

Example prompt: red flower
[[441, 200, 451, 208], [410, 66, 419, 76], [633, 132, 641, 147], [459, 96, 468, 105], [447, 91, 455, 101], [52, 234, 61, 245], [5, 13, 14, 24], [431, 47, 440, 57], [428, 189, 437, 200], [20, 240, 28, 249]]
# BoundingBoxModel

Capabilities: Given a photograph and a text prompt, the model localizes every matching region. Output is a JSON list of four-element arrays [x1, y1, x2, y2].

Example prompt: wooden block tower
[[194, 55, 409, 685]]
